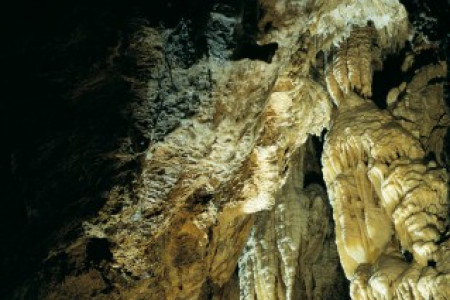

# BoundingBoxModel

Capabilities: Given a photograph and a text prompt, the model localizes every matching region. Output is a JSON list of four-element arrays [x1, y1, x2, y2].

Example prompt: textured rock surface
[[322, 13, 450, 300], [239, 145, 348, 300], [2, 1, 335, 299], [1, 0, 449, 299]]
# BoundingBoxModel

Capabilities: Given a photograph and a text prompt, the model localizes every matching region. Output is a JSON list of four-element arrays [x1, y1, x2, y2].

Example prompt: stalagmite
[[239, 146, 347, 300]]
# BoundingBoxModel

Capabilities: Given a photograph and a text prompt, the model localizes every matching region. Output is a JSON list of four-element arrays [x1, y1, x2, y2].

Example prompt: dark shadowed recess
[[372, 44, 444, 109], [0, 0, 203, 296], [371, 47, 407, 109], [399, 0, 450, 168], [303, 135, 326, 188], [400, 0, 450, 101], [231, 0, 279, 62], [1, 1, 133, 295], [86, 238, 114, 266], [373, 0, 449, 110]]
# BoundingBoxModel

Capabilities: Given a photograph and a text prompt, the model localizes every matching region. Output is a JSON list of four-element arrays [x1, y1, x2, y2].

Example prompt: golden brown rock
[[7, 1, 450, 300], [326, 26, 382, 105], [239, 147, 347, 300]]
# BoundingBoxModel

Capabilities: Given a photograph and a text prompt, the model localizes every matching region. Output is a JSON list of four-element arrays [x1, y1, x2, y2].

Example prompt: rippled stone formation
[[3, 0, 449, 299]]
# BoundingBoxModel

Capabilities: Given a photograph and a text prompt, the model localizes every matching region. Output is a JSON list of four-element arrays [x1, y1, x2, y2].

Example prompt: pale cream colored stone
[[310, 0, 409, 50], [323, 35, 450, 299], [239, 147, 345, 300], [389, 58, 450, 162], [326, 26, 379, 104]]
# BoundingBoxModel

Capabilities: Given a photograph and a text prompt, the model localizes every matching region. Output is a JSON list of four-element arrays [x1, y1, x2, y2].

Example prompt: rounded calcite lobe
[[323, 97, 450, 299], [318, 0, 450, 290]]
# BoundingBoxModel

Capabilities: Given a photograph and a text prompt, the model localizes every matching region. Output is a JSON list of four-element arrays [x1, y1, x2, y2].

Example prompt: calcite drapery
[[325, 26, 379, 106], [322, 96, 448, 267], [236, 27, 348, 300], [239, 147, 346, 300], [322, 24, 450, 299]]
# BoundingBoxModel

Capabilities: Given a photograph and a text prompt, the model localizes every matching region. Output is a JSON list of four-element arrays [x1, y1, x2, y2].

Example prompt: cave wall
[[1, 0, 449, 299]]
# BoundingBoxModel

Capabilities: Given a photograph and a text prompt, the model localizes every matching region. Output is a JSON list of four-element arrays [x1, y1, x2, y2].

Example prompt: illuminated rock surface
[[321, 7, 450, 300], [1, 0, 449, 299]]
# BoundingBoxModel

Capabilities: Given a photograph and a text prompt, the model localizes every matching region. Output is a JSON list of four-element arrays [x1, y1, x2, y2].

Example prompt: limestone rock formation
[[239, 145, 347, 300], [326, 26, 380, 104], [1, 0, 449, 300], [322, 19, 450, 300], [310, 0, 409, 49]]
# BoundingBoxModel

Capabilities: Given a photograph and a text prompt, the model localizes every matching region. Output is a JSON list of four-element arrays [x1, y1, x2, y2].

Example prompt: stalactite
[[310, 0, 409, 50], [239, 146, 347, 300], [326, 25, 381, 105]]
